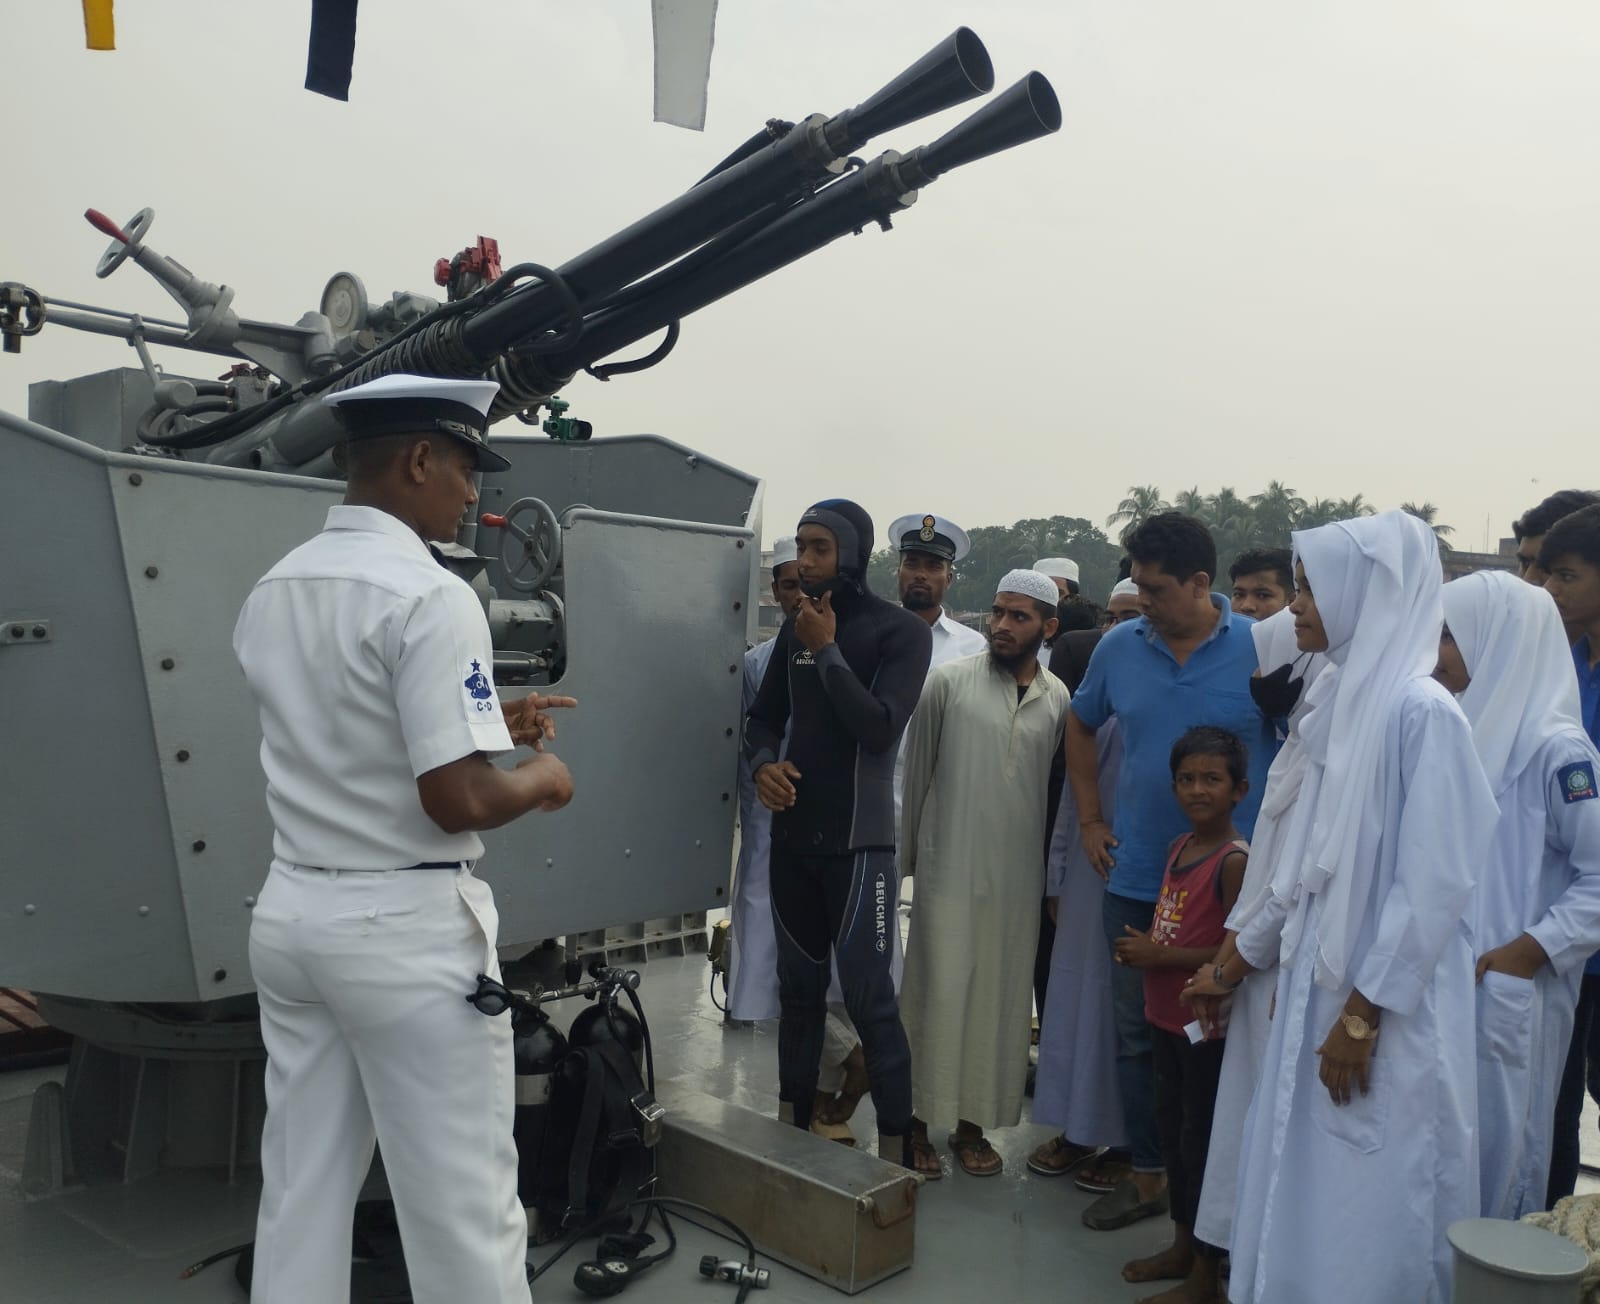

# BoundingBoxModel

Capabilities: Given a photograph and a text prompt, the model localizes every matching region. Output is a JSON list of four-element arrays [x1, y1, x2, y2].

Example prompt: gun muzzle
[[894, 72, 1063, 187], [822, 27, 993, 155]]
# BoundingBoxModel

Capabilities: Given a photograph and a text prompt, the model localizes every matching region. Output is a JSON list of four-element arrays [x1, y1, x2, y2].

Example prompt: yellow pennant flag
[[83, 0, 115, 51]]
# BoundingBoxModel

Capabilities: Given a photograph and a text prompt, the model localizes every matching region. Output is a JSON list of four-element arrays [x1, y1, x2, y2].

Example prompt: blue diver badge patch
[[463, 659, 498, 716], [1559, 761, 1597, 804]]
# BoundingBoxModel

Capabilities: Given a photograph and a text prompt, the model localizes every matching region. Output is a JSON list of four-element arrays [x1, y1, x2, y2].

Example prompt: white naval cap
[[997, 568, 1062, 606], [322, 373, 509, 472], [770, 536, 798, 568], [1034, 556, 1080, 583], [887, 513, 971, 563]]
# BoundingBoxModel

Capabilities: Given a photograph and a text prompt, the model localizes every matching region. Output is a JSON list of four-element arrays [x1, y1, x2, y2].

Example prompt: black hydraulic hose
[[583, 321, 679, 381]]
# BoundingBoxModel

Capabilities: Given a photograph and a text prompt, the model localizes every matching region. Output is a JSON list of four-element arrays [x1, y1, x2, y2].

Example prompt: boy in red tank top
[[1114, 726, 1249, 1304]]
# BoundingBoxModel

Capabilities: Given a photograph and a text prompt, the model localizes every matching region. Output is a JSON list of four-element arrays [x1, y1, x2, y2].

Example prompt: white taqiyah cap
[[1110, 578, 1139, 599], [997, 569, 1061, 606], [1034, 557, 1080, 583], [322, 373, 508, 471], [770, 536, 798, 568], [887, 513, 971, 563]]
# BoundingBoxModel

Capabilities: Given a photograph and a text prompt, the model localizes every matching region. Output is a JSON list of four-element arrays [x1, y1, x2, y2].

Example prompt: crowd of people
[[729, 489, 1600, 1304]]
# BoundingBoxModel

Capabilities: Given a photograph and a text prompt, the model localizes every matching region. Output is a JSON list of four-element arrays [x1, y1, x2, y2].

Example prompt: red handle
[[84, 208, 130, 243], [479, 513, 508, 528]]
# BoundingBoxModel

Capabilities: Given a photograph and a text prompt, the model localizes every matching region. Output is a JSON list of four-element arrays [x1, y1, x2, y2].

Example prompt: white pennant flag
[[652, 0, 719, 131]]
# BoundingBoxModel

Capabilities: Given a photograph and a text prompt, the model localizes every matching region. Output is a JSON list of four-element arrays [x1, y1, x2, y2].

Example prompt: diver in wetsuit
[[744, 499, 933, 1166]]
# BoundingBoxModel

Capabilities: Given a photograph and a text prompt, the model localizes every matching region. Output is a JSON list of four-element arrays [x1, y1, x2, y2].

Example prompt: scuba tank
[[512, 1005, 568, 1216]]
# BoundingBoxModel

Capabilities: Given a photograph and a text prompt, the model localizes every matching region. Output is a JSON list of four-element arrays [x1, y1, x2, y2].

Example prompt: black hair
[[1537, 504, 1600, 573], [1514, 489, 1600, 542], [1169, 725, 1248, 787], [1229, 547, 1293, 593], [1116, 555, 1133, 581], [1123, 512, 1217, 586], [1055, 596, 1101, 632]]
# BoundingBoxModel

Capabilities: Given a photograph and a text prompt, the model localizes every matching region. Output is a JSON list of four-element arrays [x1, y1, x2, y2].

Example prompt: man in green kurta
[[901, 569, 1072, 1177]]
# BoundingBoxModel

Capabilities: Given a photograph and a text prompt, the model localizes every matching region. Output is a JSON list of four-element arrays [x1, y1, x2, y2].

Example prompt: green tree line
[[866, 484, 1454, 612]]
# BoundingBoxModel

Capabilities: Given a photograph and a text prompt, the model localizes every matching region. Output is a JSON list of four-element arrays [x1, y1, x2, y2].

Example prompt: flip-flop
[[809, 1118, 856, 1146], [1027, 1136, 1106, 1177], [948, 1134, 1003, 1177], [909, 1135, 944, 1180], [1075, 1154, 1133, 1194]]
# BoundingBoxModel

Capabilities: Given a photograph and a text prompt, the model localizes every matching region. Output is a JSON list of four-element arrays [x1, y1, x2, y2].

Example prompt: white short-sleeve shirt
[[234, 505, 514, 870]]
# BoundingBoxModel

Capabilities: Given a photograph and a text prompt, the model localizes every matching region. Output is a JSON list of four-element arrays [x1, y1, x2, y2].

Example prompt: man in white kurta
[[727, 538, 805, 1021], [1438, 570, 1600, 1220], [899, 570, 1071, 1176], [1203, 513, 1497, 1304]]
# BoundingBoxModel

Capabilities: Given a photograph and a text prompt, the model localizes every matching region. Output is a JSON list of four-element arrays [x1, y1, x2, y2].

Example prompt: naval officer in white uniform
[[234, 374, 575, 1304]]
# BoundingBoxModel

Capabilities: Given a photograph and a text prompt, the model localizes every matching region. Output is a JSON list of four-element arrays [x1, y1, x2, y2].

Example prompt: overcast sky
[[7, 1, 1598, 566]]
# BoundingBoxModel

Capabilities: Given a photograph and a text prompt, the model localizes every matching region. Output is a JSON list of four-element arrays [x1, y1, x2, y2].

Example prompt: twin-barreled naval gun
[[0, 31, 1059, 1019]]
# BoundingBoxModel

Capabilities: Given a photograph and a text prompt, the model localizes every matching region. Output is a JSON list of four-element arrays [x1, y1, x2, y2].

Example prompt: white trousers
[[248, 861, 530, 1304]]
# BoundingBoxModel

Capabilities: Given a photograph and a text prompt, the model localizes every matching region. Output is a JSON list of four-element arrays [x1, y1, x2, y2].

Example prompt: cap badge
[[919, 515, 936, 542]]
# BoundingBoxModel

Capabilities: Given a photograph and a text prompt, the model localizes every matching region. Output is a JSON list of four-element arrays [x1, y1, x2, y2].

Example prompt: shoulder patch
[[462, 658, 500, 717], [1559, 761, 1597, 804]]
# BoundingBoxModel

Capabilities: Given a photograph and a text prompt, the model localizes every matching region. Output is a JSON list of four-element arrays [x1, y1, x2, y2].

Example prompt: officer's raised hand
[[755, 760, 801, 812], [795, 591, 836, 653], [504, 692, 578, 750]]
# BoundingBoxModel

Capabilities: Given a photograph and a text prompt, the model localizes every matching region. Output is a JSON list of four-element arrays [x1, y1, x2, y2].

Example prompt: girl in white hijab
[[1207, 512, 1497, 1304], [1437, 568, 1600, 1220]]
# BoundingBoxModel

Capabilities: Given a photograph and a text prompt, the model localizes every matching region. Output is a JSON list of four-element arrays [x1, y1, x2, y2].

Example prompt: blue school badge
[[463, 659, 494, 701], [1559, 761, 1597, 804]]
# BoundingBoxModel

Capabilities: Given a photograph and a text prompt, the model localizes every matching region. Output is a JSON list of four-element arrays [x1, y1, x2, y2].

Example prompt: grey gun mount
[[3, 30, 1058, 475], [0, 31, 1059, 1007]]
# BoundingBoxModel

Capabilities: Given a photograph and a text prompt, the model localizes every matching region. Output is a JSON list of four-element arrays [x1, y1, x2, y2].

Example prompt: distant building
[[1441, 537, 1519, 582]]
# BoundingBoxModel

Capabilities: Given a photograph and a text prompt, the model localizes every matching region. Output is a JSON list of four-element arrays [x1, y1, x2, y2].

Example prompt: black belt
[[303, 861, 469, 872]]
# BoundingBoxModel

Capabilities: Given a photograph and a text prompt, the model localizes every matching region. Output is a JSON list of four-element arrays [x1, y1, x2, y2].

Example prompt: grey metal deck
[[4, 944, 1597, 1303]]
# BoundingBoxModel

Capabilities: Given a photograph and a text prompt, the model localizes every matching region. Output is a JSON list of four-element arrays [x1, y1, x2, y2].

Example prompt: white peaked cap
[[1110, 578, 1139, 599], [886, 512, 972, 563], [770, 536, 798, 568], [1034, 557, 1080, 582], [997, 569, 1062, 606], [321, 373, 500, 420]]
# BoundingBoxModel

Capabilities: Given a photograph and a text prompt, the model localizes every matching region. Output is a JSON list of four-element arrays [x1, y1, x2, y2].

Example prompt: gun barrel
[[459, 29, 994, 360]]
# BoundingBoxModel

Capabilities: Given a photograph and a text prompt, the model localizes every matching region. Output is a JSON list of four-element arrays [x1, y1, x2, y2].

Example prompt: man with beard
[[811, 514, 987, 1138], [746, 500, 932, 1165], [898, 570, 1071, 1176]]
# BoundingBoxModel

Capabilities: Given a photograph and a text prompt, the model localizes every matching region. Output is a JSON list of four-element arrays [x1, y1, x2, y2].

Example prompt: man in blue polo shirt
[[1065, 512, 1277, 1232], [1537, 501, 1600, 1203]]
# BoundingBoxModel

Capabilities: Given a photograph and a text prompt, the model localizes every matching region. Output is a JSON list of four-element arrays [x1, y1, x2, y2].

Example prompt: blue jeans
[[1548, 972, 1600, 1206], [1103, 890, 1163, 1172]]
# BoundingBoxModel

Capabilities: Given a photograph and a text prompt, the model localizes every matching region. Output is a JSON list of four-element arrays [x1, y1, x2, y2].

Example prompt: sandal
[[909, 1135, 944, 1180], [1027, 1136, 1106, 1178], [1075, 1153, 1132, 1194], [948, 1133, 1003, 1177]]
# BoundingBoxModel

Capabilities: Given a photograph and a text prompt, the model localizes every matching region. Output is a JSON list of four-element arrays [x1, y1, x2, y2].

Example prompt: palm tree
[[1400, 501, 1454, 552], [1106, 485, 1169, 536], [1332, 494, 1377, 519], [1172, 486, 1209, 519], [1299, 498, 1343, 529], [1248, 481, 1308, 549]]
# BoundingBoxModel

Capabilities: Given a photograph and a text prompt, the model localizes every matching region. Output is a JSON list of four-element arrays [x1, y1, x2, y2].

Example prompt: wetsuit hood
[[797, 499, 874, 599]]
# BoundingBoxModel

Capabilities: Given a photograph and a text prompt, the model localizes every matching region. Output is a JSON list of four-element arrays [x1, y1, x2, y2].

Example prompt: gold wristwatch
[[1341, 1012, 1379, 1042]]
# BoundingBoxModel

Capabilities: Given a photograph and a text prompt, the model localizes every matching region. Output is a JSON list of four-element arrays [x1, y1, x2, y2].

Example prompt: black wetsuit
[[745, 539, 931, 1140]]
